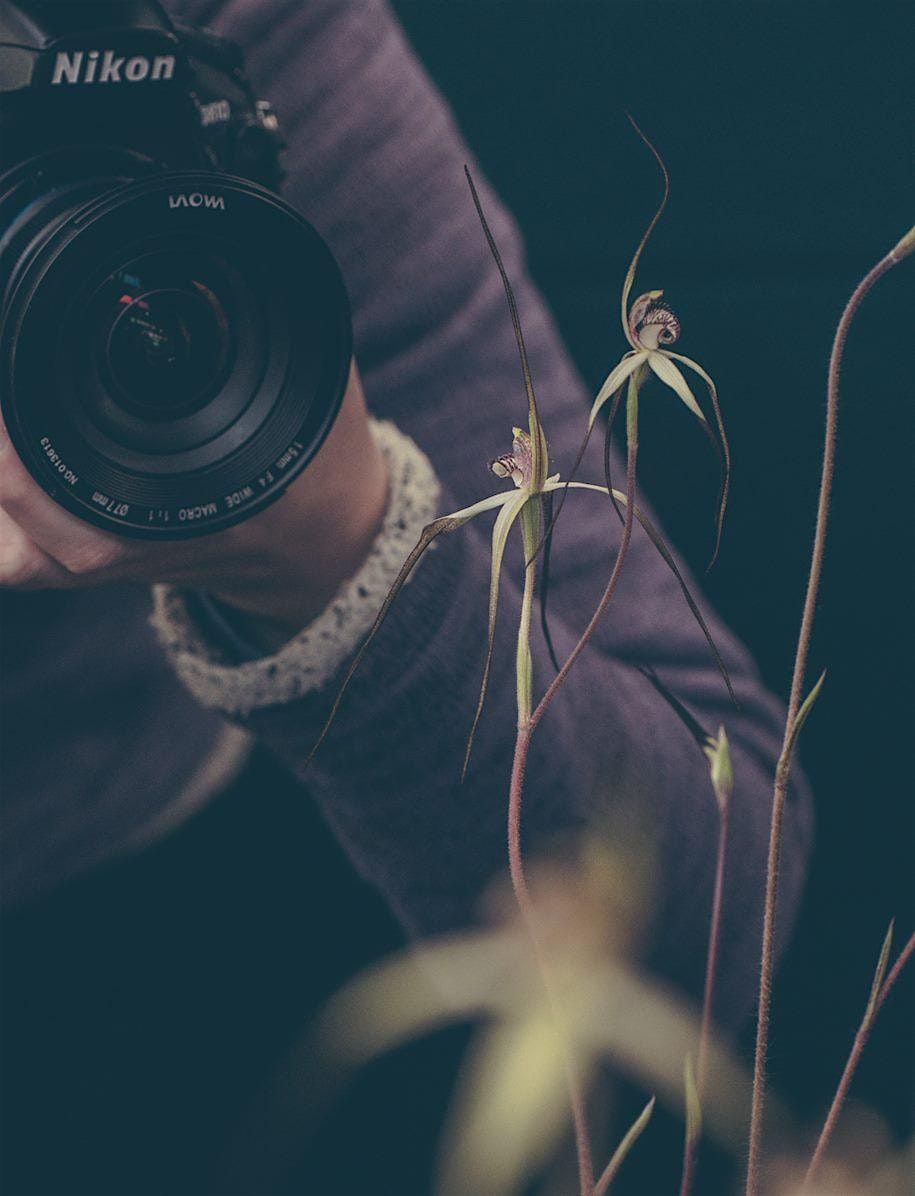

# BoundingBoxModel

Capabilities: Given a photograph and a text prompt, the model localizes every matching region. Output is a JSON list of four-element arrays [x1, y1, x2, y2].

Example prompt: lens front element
[[105, 278, 231, 417], [0, 172, 352, 538]]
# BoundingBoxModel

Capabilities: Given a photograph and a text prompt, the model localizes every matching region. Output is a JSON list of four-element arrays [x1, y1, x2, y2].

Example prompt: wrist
[[150, 420, 442, 714], [204, 362, 390, 637]]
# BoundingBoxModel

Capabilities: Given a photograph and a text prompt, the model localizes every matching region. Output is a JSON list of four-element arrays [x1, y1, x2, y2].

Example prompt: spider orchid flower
[[585, 118, 732, 568], [311, 852, 754, 1196], [308, 155, 736, 779], [304, 416, 559, 773]]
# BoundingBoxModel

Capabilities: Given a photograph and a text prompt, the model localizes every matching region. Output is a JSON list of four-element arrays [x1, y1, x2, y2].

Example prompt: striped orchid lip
[[490, 427, 534, 489], [628, 290, 681, 349]]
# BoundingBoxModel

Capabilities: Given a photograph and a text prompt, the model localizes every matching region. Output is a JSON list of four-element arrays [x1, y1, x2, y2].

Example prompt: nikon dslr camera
[[0, 0, 352, 538]]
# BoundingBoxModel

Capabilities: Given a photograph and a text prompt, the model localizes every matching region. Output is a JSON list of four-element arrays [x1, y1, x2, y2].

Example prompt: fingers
[[0, 421, 127, 578], [0, 506, 74, 589]]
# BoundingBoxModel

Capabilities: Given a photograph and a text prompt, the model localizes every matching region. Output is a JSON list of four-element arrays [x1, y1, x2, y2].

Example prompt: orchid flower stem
[[505, 503, 595, 1195], [745, 240, 911, 1196], [802, 930, 915, 1191], [698, 798, 730, 1097], [504, 371, 642, 1194], [680, 794, 732, 1196], [508, 720, 595, 1196], [516, 498, 540, 725], [530, 370, 642, 735]]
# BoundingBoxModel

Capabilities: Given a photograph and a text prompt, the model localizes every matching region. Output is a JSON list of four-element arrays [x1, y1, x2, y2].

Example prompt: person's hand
[[0, 361, 390, 639]]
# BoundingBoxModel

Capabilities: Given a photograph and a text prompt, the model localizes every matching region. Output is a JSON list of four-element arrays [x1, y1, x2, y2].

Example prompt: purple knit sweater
[[0, 0, 811, 1030]]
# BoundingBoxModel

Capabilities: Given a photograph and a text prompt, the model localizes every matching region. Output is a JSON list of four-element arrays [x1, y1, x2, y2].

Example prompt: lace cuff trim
[[150, 419, 440, 715]]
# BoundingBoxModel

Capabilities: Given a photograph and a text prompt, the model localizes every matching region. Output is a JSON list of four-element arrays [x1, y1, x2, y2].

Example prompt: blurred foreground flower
[[310, 849, 755, 1196]]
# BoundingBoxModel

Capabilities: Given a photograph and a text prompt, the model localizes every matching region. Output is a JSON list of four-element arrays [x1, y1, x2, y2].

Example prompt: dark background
[[392, 0, 914, 1155], [2, 3, 911, 1194]]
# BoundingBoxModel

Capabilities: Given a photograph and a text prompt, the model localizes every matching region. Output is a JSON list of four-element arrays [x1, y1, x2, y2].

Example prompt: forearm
[[199, 362, 390, 644]]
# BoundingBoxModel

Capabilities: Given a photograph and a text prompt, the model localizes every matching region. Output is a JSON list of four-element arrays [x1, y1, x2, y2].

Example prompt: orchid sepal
[[646, 352, 707, 423], [588, 352, 648, 430]]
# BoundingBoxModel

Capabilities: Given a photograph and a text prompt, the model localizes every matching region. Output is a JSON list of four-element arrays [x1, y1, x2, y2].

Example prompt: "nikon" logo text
[[51, 50, 176, 85], [168, 193, 226, 210]]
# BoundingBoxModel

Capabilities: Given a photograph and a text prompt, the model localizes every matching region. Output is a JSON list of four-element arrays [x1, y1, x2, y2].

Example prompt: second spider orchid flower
[[587, 118, 732, 568]]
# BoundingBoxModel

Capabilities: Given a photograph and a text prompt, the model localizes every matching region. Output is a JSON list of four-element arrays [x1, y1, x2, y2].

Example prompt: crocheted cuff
[[150, 419, 440, 716]]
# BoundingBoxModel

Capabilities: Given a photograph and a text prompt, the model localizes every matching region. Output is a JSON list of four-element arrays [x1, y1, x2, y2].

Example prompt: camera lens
[[105, 280, 230, 417], [0, 170, 352, 538]]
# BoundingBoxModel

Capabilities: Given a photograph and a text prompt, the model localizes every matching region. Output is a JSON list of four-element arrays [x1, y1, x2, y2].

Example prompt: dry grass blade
[[464, 165, 547, 486]]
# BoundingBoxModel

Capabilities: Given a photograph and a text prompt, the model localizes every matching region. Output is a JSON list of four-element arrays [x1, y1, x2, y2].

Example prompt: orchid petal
[[589, 352, 647, 430], [648, 352, 707, 423], [665, 351, 731, 569], [437, 1007, 573, 1196], [464, 488, 532, 777], [309, 490, 518, 765], [621, 114, 671, 347], [448, 489, 523, 521]]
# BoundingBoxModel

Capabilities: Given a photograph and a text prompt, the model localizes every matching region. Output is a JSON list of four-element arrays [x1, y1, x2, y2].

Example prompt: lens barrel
[[0, 170, 352, 538]]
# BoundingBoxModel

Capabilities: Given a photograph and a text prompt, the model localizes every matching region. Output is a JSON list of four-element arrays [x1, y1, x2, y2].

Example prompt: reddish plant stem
[[509, 721, 595, 1196], [680, 794, 732, 1196], [506, 381, 641, 1195], [530, 384, 640, 735], [745, 245, 905, 1196], [802, 930, 915, 1190]]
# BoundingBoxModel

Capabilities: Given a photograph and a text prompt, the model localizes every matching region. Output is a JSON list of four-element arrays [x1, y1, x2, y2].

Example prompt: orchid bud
[[703, 726, 734, 812]]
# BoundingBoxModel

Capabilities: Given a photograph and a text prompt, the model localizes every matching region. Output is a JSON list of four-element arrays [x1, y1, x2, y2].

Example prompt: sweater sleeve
[[157, 0, 812, 1029]]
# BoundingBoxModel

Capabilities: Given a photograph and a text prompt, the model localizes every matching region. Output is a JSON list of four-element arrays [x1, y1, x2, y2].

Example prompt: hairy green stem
[[745, 238, 911, 1195], [801, 930, 915, 1190], [680, 794, 731, 1196], [505, 371, 641, 1192]]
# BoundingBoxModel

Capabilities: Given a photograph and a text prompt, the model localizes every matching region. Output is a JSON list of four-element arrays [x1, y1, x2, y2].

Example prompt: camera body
[[0, 1, 352, 538]]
